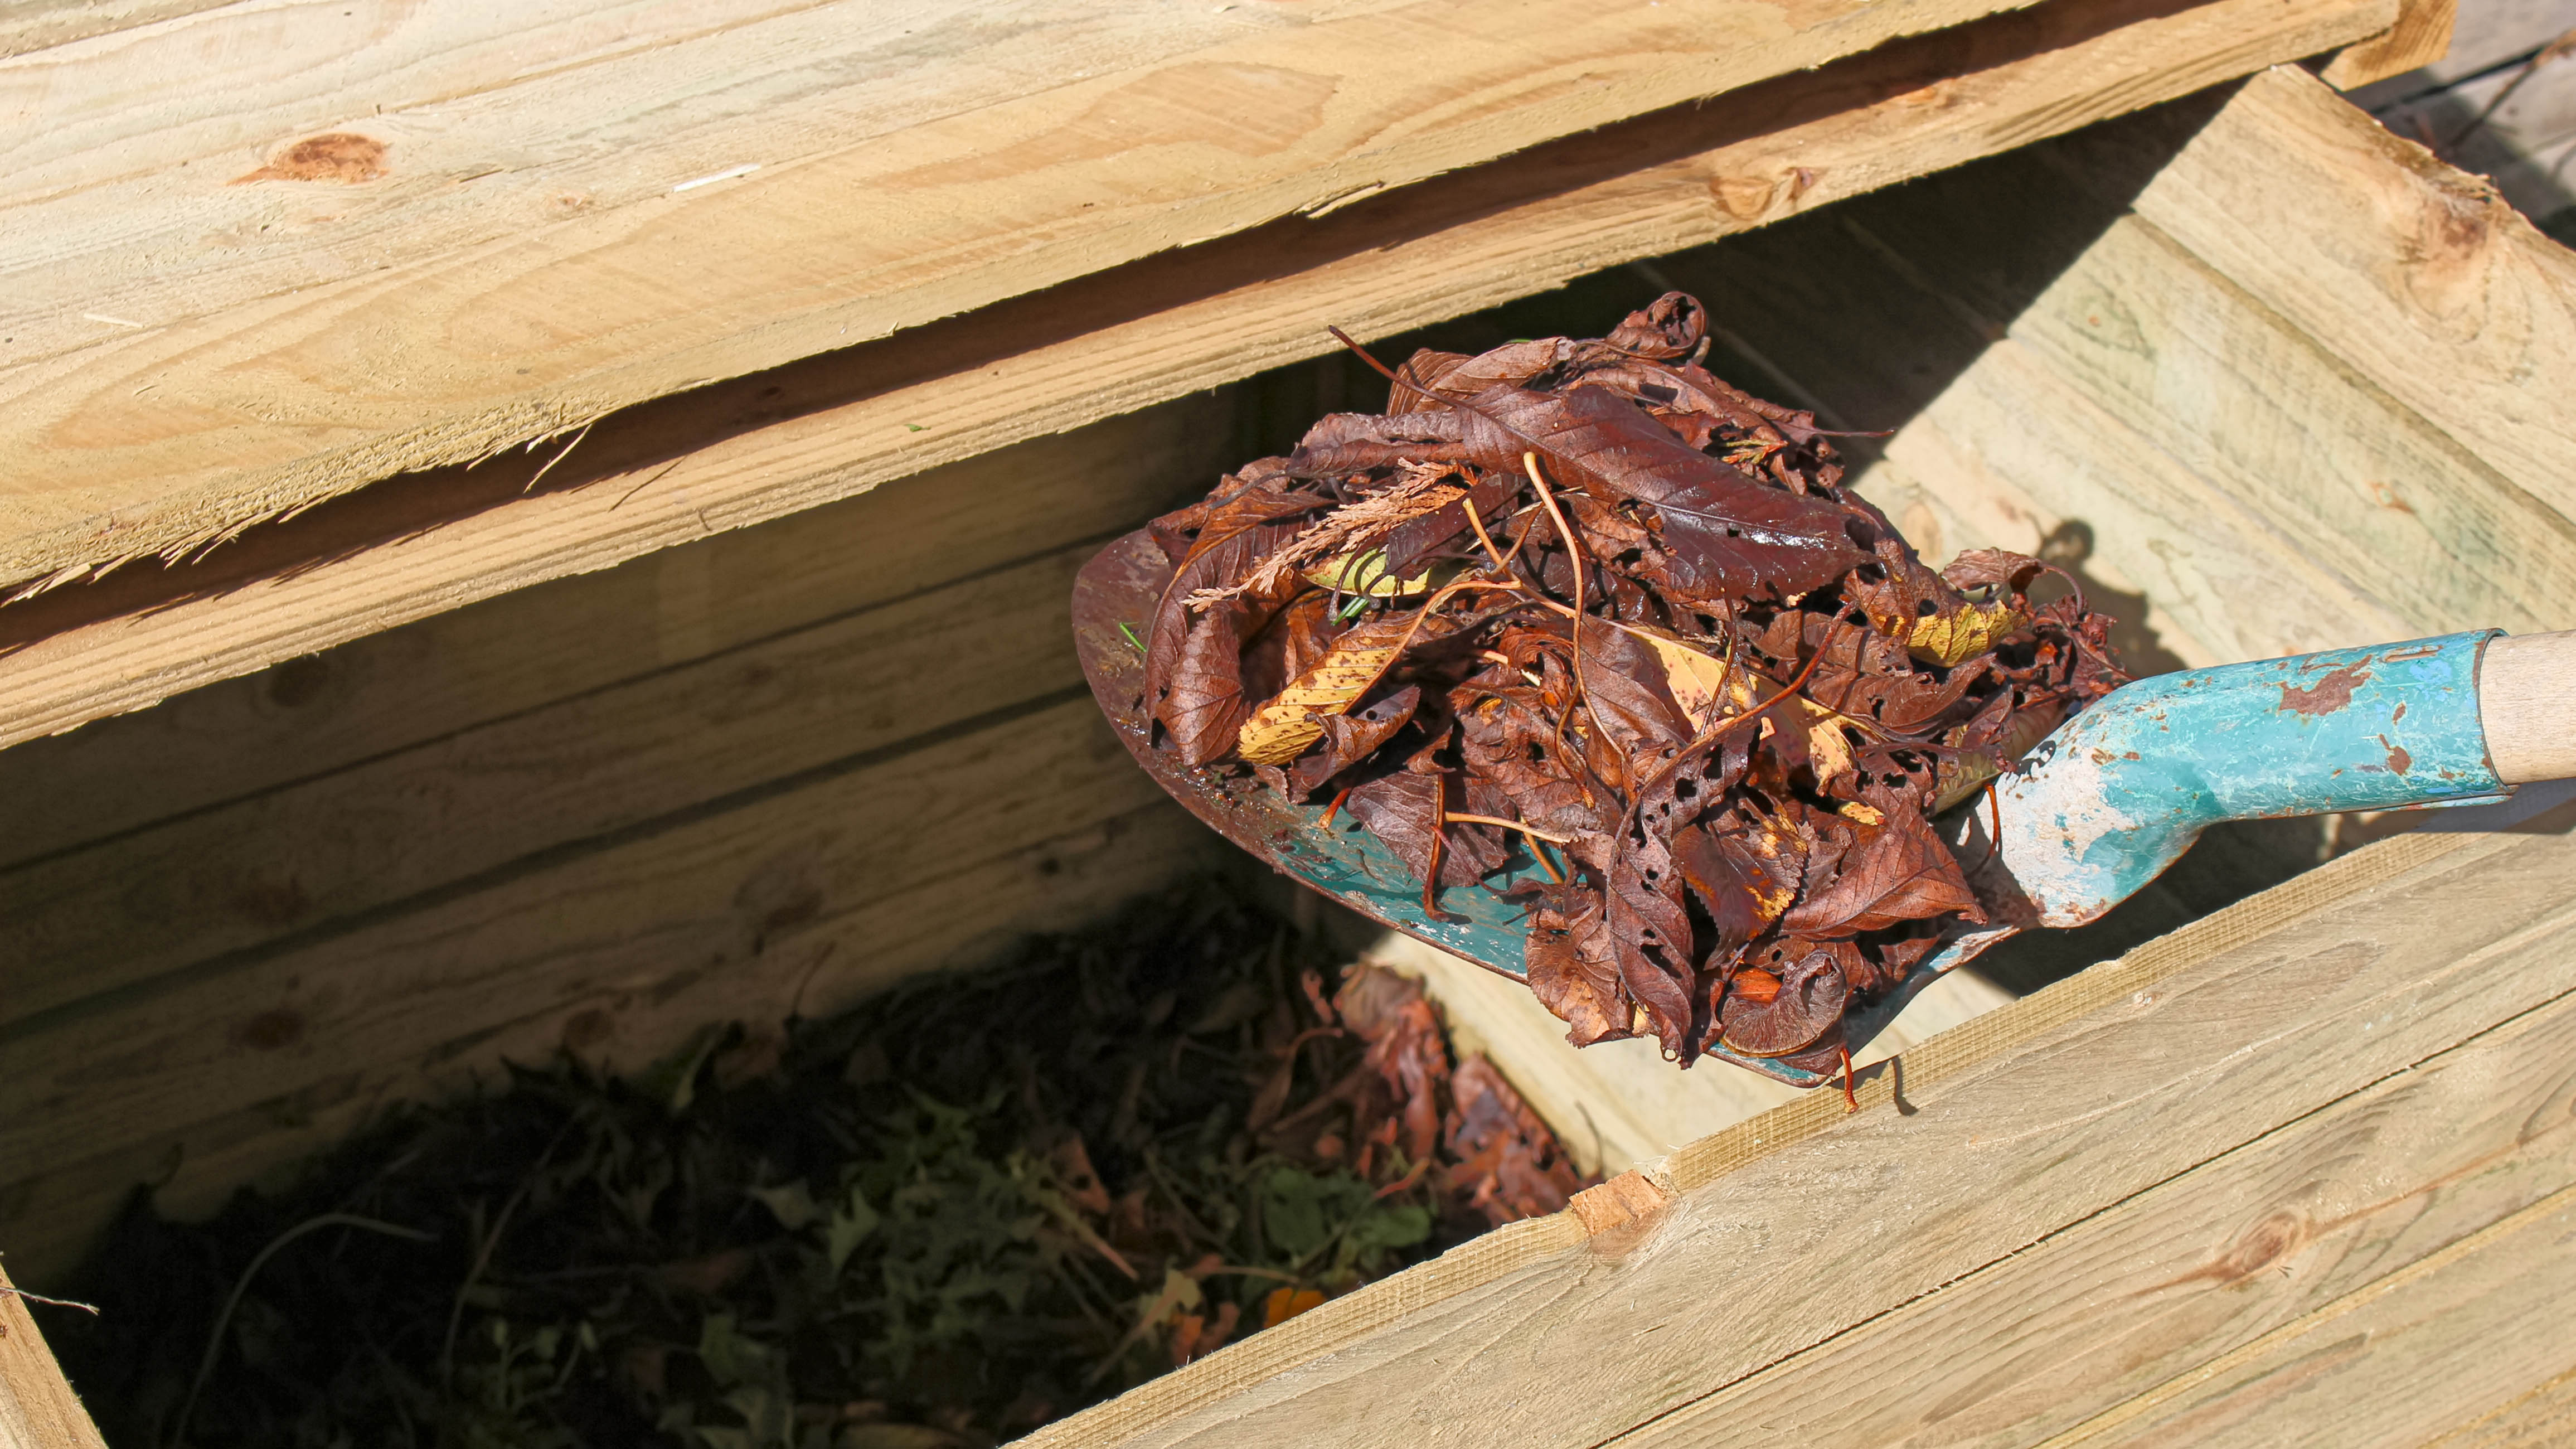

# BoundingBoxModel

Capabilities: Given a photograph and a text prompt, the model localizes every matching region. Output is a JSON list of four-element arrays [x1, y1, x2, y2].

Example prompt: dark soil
[[46, 880, 1584, 1449]]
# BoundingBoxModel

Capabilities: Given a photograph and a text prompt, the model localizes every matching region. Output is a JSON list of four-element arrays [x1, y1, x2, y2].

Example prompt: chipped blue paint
[[1996, 631, 2508, 928]]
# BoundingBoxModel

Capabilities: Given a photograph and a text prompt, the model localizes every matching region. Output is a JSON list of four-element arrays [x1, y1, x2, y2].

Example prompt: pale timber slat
[[3, 801, 1211, 1289], [2043, 1185, 2576, 1447], [2114, 65, 2576, 525], [2427, 1365, 2576, 1448], [2317, 0, 2456, 86], [0, 0, 2394, 748], [1026, 802, 2576, 1448], [0, 539, 1105, 1026], [0, 0, 2058, 583], [0, 1265, 106, 1449], [2002, 209, 2576, 636], [0, 402, 1223, 871], [1614, 961, 2576, 1446], [0, 697, 1168, 1182]]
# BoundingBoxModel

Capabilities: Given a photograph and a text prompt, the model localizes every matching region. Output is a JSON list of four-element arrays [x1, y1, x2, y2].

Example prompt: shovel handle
[[2480, 630, 2576, 783], [1995, 628, 2571, 928]]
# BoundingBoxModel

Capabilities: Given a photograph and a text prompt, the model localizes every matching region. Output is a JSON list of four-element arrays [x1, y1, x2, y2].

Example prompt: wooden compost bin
[[9, 0, 2570, 1441]]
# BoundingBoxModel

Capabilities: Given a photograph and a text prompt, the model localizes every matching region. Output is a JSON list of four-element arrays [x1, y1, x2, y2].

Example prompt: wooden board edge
[[1016, 1213, 1589, 1449], [2320, 0, 2457, 87], [1022, 794, 2569, 1447], [0, 1264, 107, 1449], [1652, 803, 2520, 1194], [0, 0, 2053, 593], [2029, 1176, 2576, 1447], [0, 0, 2399, 750]]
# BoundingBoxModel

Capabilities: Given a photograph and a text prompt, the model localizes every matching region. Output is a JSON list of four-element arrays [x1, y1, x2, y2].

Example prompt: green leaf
[[827, 1186, 880, 1273], [1351, 1202, 1433, 1253], [696, 1311, 771, 1388], [748, 1180, 818, 1232]]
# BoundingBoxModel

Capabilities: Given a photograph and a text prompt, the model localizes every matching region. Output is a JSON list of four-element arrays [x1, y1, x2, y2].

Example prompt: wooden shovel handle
[[2482, 630, 2576, 783]]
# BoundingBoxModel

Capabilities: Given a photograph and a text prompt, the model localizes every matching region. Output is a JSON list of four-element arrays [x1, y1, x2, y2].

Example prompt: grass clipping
[[52, 883, 1585, 1448]]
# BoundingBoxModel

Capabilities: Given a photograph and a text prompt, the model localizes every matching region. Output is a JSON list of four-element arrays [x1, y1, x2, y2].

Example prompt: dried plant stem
[[169, 1214, 435, 1449]]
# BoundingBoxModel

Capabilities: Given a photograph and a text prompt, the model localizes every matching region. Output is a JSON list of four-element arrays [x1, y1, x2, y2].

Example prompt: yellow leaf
[[1837, 801, 1884, 826], [1797, 699, 1856, 783], [1235, 626, 1405, 764], [1303, 548, 1436, 599], [1905, 600, 2026, 667], [1641, 632, 1754, 733]]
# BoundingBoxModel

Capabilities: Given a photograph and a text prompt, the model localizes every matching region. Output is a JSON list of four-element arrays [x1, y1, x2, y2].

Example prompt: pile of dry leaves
[[1143, 293, 2124, 1078]]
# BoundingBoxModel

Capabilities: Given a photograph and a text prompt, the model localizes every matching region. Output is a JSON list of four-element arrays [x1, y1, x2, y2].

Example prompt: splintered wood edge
[[0, 1263, 108, 1449], [2319, 0, 2457, 88], [1023, 817, 2501, 1447]]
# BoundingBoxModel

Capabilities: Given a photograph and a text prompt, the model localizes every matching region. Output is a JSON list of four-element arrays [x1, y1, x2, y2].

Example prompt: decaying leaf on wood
[[1138, 292, 2126, 1077]]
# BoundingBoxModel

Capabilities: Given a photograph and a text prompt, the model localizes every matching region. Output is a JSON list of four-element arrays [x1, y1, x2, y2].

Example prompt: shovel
[[1073, 529, 2576, 1087]]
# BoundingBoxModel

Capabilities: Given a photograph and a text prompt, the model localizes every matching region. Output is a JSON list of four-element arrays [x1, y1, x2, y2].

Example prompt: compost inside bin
[[1132, 293, 2126, 1075], [51, 882, 1586, 1448]]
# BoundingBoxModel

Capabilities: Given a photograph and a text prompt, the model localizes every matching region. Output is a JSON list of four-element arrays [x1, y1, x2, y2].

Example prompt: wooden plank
[[1611, 952, 2576, 1446], [0, 694, 1177, 1195], [0, 787, 1215, 1288], [1647, 183, 2418, 665], [2347, 0, 2573, 100], [2113, 65, 2576, 526], [1857, 345, 2412, 664], [0, 0, 2058, 587], [0, 0, 2394, 748], [0, 398, 1224, 871], [1023, 796, 2576, 1448], [2426, 1364, 2576, 1448], [2002, 209, 2576, 637], [0, 0, 235, 59], [0, 1265, 106, 1449], [2036, 1183, 2576, 1446], [0, 538, 1115, 1026], [2320, 0, 2456, 87]]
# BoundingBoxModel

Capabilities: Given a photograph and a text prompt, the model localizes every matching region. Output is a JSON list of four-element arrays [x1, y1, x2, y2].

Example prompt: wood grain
[[2319, 0, 2457, 87], [2003, 209, 2576, 637], [0, 400, 1221, 871], [2118, 66, 2576, 527], [0, 0, 2057, 586], [1025, 799, 2576, 1447], [1614, 961, 2576, 1446], [2425, 1363, 2576, 1448], [0, 538, 1117, 1025], [2042, 1183, 2576, 1447], [0, 1265, 105, 1449], [0, 0, 2393, 748], [2481, 628, 2576, 783], [0, 695, 1162, 1183]]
